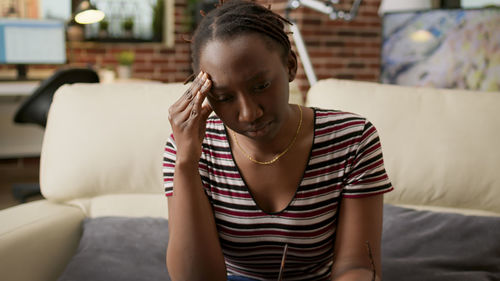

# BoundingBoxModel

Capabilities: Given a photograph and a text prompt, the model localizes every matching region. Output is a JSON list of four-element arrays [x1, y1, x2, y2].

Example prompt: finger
[[200, 101, 213, 121], [169, 92, 195, 122], [199, 78, 213, 121], [175, 71, 207, 113], [171, 72, 210, 128], [183, 71, 206, 102], [199, 76, 212, 95], [170, 82, 207, 126], [190, 77, 210, 114], [169, 104, 192, 127], [193, 78, 211, 110], [189, 90, 203, 121]]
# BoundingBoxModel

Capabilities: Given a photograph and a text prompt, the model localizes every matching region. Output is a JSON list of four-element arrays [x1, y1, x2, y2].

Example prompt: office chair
[[12, 67, 100, 202]]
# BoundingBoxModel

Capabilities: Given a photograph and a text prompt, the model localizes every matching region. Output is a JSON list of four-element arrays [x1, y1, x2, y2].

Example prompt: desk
[[0, 81, 43, 158], [0, 81, 39, 97]]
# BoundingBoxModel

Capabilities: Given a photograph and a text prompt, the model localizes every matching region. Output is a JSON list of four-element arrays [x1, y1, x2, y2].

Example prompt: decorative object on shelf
[[75, 0, 105, 24], [152, 0, 164, 41], [98, 67, 116, 83], [98, 19, 109, 38], [67, 20, 85, 42], [116, 51, 135, 79], [121, 17, 134, 37]]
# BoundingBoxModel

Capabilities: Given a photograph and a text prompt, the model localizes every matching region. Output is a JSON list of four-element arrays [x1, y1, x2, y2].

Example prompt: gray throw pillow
[[57, 216, 171, 281], [58, 206, 500, 281], [382, 204, 500, 281]]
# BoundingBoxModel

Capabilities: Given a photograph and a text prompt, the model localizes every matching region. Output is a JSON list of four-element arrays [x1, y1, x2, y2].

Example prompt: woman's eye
[[254, 82, 270, 92], [216, 95, 233, 102], [208, 91, 233, 103], [219, 97, 232, 102]]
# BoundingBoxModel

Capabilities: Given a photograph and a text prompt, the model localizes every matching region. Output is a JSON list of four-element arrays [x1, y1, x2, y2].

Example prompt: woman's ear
[[287, 51, 298, 82]]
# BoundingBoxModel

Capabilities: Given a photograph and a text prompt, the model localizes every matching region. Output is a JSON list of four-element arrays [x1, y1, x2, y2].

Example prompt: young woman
[[163, 1, 393, 280]]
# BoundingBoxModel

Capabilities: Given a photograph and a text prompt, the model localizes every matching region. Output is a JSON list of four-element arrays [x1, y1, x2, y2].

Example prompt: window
[[83, 0, 167, 43], [1, 0, 174, 45]]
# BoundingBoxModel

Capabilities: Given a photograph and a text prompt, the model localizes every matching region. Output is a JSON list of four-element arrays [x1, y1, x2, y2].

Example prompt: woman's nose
[[238, 95, 263, 123]]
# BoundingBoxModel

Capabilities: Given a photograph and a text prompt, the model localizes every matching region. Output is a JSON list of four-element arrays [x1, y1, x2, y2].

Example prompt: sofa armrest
[[0, 200, 85, 281]]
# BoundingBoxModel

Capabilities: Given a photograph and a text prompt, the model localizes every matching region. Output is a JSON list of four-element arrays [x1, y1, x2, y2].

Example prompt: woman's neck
[[229, 104, 301, 158]]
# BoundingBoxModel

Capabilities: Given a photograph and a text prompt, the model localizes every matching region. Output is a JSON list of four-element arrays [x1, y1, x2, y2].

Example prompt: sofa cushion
[[57, 216, 170, 281], [41, 83, 188, 202], [382, 204, 500, 281], [57, 205, 500, 281], [0, 200, 85, 281], [306, 78, 500, 214], [68, 194, 169, 218]]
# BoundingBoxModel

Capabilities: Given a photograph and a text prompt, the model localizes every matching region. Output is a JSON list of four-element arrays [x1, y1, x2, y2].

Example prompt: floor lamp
[[285, 0, 363, 86]]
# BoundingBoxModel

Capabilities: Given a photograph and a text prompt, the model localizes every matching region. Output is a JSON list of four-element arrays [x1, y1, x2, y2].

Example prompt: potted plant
[[152, 0, 164, 41], [116, 51, 135, 79], [122, 17, 134, 37], [98, 19, 109, 38]]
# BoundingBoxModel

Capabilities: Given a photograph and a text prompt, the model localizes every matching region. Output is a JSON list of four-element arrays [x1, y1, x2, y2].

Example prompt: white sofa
[[1, 79, 499, 281]]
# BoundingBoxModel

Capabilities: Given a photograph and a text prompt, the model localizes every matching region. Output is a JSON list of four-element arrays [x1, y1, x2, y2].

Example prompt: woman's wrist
[[175, 152, 201, 169], [175, 157, 199, 172], [332, 268, 379, 281]]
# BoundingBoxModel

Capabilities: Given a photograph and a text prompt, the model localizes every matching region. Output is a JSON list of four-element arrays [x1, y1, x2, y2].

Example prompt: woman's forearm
[[166, 160, 226, 281], [332, 267, 380, 281]]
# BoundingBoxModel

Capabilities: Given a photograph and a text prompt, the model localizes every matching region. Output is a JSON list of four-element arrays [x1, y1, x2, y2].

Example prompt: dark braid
[[188, 0, 292, 82]]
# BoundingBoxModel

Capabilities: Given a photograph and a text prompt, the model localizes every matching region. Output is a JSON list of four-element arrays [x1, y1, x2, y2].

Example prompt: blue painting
[[381, 8, 500, 92]]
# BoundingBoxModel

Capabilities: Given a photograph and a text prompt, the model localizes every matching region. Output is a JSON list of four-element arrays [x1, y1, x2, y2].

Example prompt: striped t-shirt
[[163, 108, 393, 281]]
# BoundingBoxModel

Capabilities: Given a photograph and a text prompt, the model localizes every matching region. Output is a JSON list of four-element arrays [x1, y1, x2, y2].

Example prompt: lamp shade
[[74, 0, 105, 24]]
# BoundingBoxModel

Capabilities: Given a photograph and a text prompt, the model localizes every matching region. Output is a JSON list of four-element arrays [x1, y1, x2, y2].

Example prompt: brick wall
[[282, 0, 382, 93], [64, 0, 193, 83], [0, 0, 193, 83], [1, 0, 382, 95]]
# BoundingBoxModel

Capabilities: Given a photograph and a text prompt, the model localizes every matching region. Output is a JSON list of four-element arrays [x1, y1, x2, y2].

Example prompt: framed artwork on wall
[[381, 8, 500, 91]]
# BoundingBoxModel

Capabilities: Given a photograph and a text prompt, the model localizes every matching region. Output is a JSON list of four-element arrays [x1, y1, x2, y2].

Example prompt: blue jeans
[[227, 276, 259, 281]]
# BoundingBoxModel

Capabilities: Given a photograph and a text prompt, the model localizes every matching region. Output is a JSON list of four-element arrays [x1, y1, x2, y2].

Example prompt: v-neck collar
[[222, 107, 318, 215]]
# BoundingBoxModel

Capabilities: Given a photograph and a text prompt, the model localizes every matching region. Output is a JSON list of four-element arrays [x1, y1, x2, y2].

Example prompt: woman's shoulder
[[311, 107, 368, 124], [204, 115, 228, 143], [206, 115, 225, 130]]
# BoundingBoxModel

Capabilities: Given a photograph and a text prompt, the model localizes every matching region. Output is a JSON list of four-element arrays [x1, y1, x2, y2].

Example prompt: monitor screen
[[0, 19, 66, 65]]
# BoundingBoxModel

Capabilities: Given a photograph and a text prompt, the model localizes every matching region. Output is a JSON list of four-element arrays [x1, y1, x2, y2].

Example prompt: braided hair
[[187, 0, 292, 82]]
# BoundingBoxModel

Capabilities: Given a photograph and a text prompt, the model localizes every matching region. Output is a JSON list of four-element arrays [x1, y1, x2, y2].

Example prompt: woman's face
[[199, 33, 296, 142]]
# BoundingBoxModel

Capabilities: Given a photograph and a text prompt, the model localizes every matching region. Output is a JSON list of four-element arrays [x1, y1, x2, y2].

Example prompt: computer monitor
[[0, 19, 66, 80]]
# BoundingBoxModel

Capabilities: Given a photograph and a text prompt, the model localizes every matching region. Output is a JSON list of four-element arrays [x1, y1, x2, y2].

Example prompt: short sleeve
[[162, 134, 176, 197], [162, 133, 213, 199], [343, 120, 393, 198]]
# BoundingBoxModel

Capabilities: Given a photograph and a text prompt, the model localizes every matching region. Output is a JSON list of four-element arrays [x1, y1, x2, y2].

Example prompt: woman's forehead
[[199, 34, 284, 79]]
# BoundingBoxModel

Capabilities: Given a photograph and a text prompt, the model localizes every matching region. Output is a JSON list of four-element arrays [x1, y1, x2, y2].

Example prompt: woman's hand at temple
[[168, 70, 212, 164], [166, 70, 226, 281]]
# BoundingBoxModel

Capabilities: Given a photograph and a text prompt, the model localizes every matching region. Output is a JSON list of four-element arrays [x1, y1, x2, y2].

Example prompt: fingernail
[[203, 72, 208, 79], [198, 71, 204, 78]]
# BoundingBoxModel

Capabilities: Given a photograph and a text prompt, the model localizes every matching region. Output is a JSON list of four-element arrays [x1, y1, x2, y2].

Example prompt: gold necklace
[[231, 105, 303, 165]]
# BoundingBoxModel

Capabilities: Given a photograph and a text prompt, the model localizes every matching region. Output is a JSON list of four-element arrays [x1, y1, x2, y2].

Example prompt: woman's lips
[[245, 121, 272, 136]]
